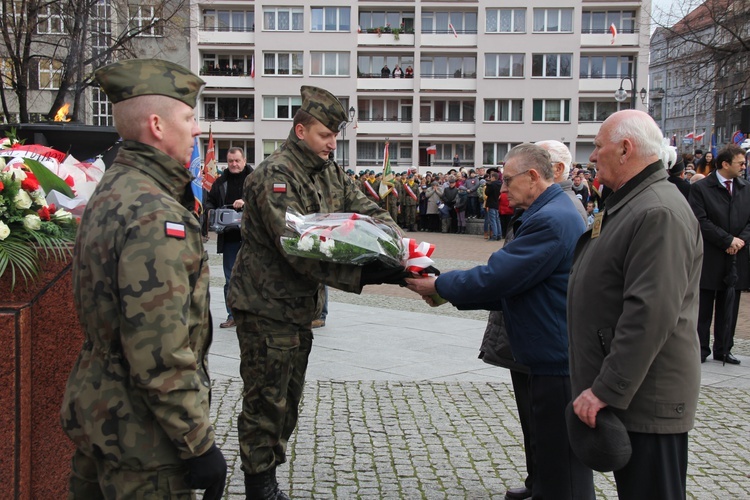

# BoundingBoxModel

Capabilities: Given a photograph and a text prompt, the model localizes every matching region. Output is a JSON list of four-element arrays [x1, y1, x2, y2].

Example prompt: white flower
[[32, 190, 48, 207], [14, 189, 32, 209], [23, 214, 41, 231], [319, 238, 335, 258], [297, 235, 315, 251], [52, 209, 73, 222], [0, 220, 9, 240], [4, 165, 26, 181]]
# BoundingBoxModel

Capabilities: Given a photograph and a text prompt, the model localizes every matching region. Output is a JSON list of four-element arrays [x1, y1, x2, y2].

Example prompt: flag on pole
[[694, 132, 705, 142], [684, 132, 694, 140], [426, 145, 437, 155], [202, 126, 217, 191], [186, 136, 203, 214], [379, 141, 394, 199], [250, 56, 255, 78], [711, 129, 718, 157], [449, 23, 458, 38], [610, 23, 617, 44]]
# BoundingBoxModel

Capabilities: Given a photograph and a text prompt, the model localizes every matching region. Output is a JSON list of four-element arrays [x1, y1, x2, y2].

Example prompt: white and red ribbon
[[402, 237, 435, 273]]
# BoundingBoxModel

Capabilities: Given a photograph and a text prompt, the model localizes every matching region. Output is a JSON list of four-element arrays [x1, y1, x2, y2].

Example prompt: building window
[[311, 52, 349, 76], [578, 101, 629, 122], [357, 141, 413, 166], [420, 56, 476, 79], [357, 55, 414, 78], [419, 100, 474, 122], [421, 11, 478, 34], [263, 7, 303, 31], [486, 9, 525, 33], [202, 9, 254, 32], [581, 10, 636, 34], [532, 99, 570, 122], [311, 7, 350, 32], [38, 58, 63, 89], [1, 58, 14, 88], [263, 140, 284, 158], [201, 53, 251, 75], [483, 143, 521, 166], [217, 140, 254, 165], [533, 8, 573, 33], [203, 97, 254, 121], [263, 52, 303, 76], [92, 87, 112, 126], [357, 98, 413, 122], [359, 11, 415, 33], [579, 55, 634, 79], [484, 99, 523, 122], [485, 53, 524, 78], [37, 5, 65, 34], [532, 54, 572, 78], [263, 96, 302, 119], [129, 5, 163, 37]]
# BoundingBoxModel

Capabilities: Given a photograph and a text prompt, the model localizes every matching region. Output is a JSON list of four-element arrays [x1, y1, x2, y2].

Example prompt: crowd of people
[[60, 58, 744, 500]]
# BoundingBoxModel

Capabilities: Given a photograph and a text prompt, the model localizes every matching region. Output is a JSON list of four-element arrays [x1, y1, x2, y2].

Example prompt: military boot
[[245, 469, 290, 500]]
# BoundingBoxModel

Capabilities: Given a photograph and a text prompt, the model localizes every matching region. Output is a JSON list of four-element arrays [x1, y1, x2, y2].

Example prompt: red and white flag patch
[[165, 221, 186, 239], [273, 183, 287, 193]]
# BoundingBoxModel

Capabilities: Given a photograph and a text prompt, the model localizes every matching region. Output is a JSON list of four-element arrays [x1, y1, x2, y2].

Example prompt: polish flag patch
[[273, 183, 287, 193], [165, 221, 186, 239]]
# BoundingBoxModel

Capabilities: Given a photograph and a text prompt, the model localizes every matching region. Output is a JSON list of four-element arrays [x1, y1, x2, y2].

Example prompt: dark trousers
[[500, 214, 513, 239], [528, 375, 594, 500], [697, 288, 740, 358], [614, 432, 688, 500], [222, 240, 242, 319], [467, 196, 480, 217], [510, 369, 533, 491]]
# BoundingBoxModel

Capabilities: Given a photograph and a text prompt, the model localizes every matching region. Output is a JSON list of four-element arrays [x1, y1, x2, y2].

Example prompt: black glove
[[417, 265, 441, 277], [185, 444, 227, 500], [360, 261, 410, 287]]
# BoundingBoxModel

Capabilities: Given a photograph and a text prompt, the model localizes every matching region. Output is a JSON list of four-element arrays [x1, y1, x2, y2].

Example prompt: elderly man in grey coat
[[567, 110, 702, 499]]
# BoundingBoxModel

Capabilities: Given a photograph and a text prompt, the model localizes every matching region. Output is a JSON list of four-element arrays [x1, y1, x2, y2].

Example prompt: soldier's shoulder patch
[[165, 221, 186, 239], [273, 183, 287, 193]]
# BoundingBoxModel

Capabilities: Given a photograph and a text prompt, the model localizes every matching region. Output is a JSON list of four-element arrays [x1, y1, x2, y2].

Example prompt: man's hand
[[727, 237, 745, 255], [405, 275, 438, 297], [359, 261, 410, 287], [232, 199, 245, 210], [572, 388, 608, 428], [185, 444, 227, 499]]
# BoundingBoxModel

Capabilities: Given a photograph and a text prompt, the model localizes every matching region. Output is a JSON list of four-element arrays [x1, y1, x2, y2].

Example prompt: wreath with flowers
[[0, 134, 78, 290]]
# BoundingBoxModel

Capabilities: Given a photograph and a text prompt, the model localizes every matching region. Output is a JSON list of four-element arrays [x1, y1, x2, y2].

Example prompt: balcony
[[199, 119, 254, 135], [577, 122, 602, 138], [420, 74, 477, 92], [353, 120, 413, 136], [201, 73, 254, 89], [357, 76, 415, 91], [420, 121, 475, 136], [579, 76, 634, 93], [358, 32, 415, 47], [198, 29, 254, 46], [581, 32, 640, 48], [421, 31, 478, 48]]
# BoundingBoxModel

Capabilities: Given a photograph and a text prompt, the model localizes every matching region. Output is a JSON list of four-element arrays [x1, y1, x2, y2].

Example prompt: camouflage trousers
[[402, 204, 417, 229], [386, 198, 398, 224], [68, 449, 193, 499], [235, 314, 313, 474]]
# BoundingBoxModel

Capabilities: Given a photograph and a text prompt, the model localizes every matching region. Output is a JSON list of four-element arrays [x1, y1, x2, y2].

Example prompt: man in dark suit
[[689, 144, 750, 365]]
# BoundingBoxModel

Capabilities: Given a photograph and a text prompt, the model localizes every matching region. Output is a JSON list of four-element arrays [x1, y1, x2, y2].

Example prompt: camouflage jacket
[[400, 180, 420, 207], [61, 141, 215, 469], [228, 130, 398, 325]]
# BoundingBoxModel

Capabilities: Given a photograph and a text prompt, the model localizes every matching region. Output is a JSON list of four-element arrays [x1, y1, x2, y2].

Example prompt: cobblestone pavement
[[205, 231, 750, 499]]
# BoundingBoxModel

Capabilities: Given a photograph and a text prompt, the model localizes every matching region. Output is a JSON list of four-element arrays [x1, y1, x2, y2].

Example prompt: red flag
[[694, 132, 705, 142], [202, 126, 217, 191], [449, 23, 458, 38], [610, 23, 617, 44], [250, 56, 255, 78], [426, 145, 437, 155], [684, 132, 694, 140]]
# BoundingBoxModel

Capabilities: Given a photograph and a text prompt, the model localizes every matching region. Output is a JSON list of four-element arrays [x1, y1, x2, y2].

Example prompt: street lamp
[[614, 77, 637, 109], [341, 105, 356, 168]]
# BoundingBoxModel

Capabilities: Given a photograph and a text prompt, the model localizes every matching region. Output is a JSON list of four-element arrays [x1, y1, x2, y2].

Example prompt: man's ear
[[294, 122, 306, 140], [146, 113, 164, 141]]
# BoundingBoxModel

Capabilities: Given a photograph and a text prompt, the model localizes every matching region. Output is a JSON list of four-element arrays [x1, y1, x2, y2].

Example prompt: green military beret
[[95, 58, 205, 108], [299, 85, 348, 133]]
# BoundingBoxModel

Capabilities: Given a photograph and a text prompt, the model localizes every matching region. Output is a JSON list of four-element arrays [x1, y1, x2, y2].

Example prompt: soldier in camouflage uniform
[[60, 59, 227, 499], [401, 173, 420, 231], [227, 85, 407, 499]]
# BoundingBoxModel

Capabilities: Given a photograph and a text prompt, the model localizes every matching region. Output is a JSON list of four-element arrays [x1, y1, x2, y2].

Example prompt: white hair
[[535, 140, 572, 178], [609, 111, 664, 158]]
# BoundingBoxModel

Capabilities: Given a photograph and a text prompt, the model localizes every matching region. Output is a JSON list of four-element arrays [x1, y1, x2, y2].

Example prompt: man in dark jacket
[[569, 110, 702, 499], [667, 157, 691, 200], [205, 147, 253, 328], [689, 144, 750, 364], [406, 143, 592, 500]]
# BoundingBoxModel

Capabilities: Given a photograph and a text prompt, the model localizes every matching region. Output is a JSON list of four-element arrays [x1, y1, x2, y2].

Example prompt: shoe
[[714, 353, 741, 365], [505, 486, 532, 500], [245, 469, 290, 500], [484, 232, 489, 240], [311, 319, 326, 328], [701, 355, 707, 363], [219, 318, 235, 328]]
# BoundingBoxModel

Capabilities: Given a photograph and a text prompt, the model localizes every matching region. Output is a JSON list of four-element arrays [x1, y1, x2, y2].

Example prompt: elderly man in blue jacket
[[407, 143, 592, 500]]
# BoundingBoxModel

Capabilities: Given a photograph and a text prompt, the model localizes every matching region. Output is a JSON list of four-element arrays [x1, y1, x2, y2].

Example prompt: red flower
[[0, 180, 4, 192], [38, 206, 51, 221], [65, 175, 75, 187], [48, 203, 57, 213], [21, 172, 40, 191]]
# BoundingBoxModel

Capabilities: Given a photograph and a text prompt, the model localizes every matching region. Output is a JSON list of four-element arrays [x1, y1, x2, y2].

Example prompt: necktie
[[725, 180, 733, 197]]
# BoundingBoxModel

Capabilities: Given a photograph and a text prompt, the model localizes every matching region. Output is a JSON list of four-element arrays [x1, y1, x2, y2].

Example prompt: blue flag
[[711, 129, 718, 158], [187, 136, 203, 215]]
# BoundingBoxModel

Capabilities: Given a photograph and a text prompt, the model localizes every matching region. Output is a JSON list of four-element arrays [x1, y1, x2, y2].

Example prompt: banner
[[378, 141, 394, 199], [202, 126, 217, 191], [187, 136, 203, 214]]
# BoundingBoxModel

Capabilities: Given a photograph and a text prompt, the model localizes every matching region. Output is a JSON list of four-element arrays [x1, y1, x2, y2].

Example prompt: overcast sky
[[650, 0, 701, 29]]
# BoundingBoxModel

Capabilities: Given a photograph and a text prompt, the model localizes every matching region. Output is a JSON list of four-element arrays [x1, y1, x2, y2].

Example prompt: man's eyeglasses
[[503, 169, 531, 187]]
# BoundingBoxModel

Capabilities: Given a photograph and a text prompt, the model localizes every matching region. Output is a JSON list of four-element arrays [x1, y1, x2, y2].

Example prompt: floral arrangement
[[0, 135, 78, 290], [281, 210, 403, 267]]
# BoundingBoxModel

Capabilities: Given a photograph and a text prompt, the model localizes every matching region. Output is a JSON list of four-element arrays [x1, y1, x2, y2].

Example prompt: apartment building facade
[[190, 0, 650, 172]]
